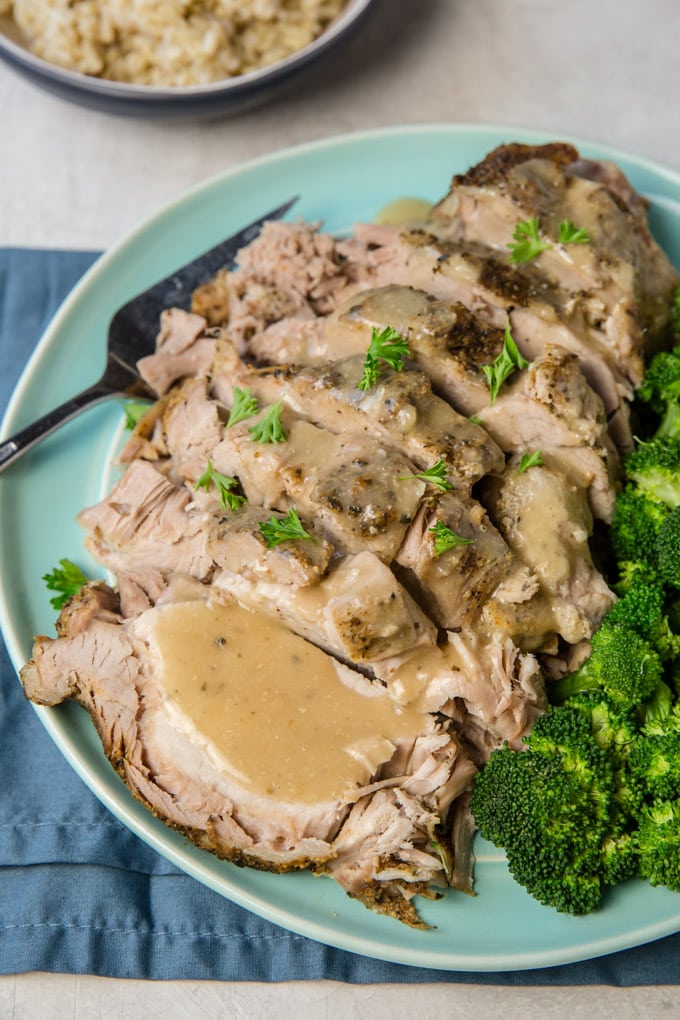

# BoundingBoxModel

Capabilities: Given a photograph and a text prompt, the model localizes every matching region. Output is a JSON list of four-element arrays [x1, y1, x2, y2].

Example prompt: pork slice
[[567, 155, 679, 345], [23, 585, 478, 921], [327, 286, 619, 519], [117, 568, 168, 618], [210, 336, 504, 487], [325, 724, 477, 925], [159, 376, 225, 485], [191, 267, 230, 326], [211, 549, 436, 664], [430, 142, 679, 358], [327, 284, 504, 412], [482, 460, 615, 646], [213, 415, 425, 563], [222, 219, 368, 352], [480, 564, 558, 654], [21, 588, 347, 868], [249, 317, 331, 365], [364, 231, 637, 440], [208, 505, 334, 588], [481, 344, 620, 522], [137, 308, 218, 397], [441, 630, 547, 753], [78, 460, 213, 580], [394, 489, 513, 630]]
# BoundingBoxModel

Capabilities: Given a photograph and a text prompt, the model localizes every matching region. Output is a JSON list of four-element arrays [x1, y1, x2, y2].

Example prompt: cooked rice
[[1, 0, 347, 87]]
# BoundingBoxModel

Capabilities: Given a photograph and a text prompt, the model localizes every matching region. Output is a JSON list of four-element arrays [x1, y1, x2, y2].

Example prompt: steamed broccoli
[[549, 624, 663, 709], [637, 346, 680, 440], [607, 564, 680, 661], [624, 436, 680, 509], [629, 731, 680, 802], [610, 487, 667, 567], [657, 507, 680, 589], [637, 801, 680, 892], [471, 695, 638, 914]]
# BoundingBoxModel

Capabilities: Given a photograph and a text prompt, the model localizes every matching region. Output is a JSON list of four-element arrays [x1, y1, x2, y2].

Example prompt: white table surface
[[2, 0, 680, 1015]]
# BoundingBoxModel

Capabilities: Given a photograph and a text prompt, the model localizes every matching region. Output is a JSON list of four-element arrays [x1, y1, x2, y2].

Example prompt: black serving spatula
[[0, 197, 297, 472]]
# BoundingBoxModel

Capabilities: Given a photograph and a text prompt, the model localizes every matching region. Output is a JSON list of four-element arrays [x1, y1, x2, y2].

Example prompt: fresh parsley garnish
[[226, 386, 259, 428], [357, 326, 411, 391], [398, 459, 453, 493], [429, 521, 474, 558], [469, 414, 485, 427], [558, 220, 590, 245], [517, 450, 544, 474], [481, 321, 530, 404], [258, 508, 315, 548], [195, 459, 246, 511], [507, 217, 552, 264], [43, 558, 89, 610], [248, 400, 287, 443], [122, 400, 152, 430]]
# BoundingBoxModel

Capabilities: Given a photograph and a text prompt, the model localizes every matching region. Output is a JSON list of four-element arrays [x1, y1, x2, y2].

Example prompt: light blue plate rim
[[2, 123, 680, 973]]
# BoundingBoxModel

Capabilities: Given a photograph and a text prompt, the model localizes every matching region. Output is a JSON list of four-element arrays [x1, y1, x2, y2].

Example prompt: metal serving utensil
[[0, 197, 297, 473]]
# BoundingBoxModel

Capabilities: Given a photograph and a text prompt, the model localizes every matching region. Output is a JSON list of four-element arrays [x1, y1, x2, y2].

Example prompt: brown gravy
[[148, 600, 423, 804], [374, 196, 433, 227]]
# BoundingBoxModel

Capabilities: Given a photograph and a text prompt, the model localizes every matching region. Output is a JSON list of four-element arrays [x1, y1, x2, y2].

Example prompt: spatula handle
[[0, 383, 113, 473]]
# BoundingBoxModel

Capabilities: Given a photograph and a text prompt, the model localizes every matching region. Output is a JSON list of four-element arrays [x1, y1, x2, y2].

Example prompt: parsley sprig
[[248, 400, 287, 443], [227, 386, 259, 428], [195, 459, 246, 511], [481, 321, 530, 404], [558, 220, 590, 245], [258, 508, 315, 548], [122, 400, 153, 430], [517, 450, 544, 474], [357, 326, 411, 391], [43, 558, 90, 610], [429, 521, 474, 558], [507, 217, 552, 264], [398, 459, 453, 492]]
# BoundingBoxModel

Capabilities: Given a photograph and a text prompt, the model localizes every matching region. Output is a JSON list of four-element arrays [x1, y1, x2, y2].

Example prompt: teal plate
[[3, 124, 680, 972]]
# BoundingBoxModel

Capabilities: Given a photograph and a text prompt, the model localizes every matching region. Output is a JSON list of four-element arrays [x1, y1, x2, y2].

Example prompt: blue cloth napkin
[[2, 246, 680, 984]]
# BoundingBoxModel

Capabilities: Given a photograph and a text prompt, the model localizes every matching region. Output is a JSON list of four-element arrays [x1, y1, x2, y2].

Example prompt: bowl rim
[[0, 0, 374, 99]]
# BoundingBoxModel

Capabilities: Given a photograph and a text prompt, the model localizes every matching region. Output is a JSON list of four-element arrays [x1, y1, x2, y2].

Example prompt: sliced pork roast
[[21, 141, 677, 926], [430, 141, 678, 363], [22, 583, 477, 925]]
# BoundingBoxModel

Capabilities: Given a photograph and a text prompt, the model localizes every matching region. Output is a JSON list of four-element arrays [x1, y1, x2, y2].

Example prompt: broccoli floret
[[624, 437, 680, 509], [637, 801, 680, 892], [550, 624, 663, 709], [610, 488, 668, 567], [470, 742, 612, 914], [471, 696, 643, 914], [607, 568, 680, 661], [629, 731, 680, 801], [565, 691, 638, 752], [657, 507, 680, 589], [601, 831, 639, 885], [637, 346, 680, 440], [642, 680, 675, 730]]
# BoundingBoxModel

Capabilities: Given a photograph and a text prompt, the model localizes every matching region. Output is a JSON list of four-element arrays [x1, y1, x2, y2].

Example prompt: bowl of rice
[[0, 0, 374, 117]]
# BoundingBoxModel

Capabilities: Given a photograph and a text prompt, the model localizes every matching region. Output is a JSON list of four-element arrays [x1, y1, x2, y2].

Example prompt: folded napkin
[[1, 247, 680, 984]]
